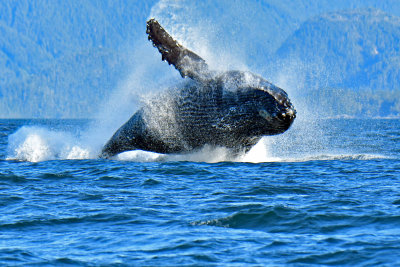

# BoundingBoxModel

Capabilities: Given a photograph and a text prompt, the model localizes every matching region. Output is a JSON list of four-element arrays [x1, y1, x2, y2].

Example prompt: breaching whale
[[100, 19, 296, 158]]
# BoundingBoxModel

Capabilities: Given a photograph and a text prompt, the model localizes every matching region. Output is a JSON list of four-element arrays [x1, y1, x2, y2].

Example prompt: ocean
[[1, 118, 400, 266]]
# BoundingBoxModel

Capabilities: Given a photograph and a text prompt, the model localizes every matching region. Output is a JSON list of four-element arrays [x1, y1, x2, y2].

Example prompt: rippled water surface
[[1, 119, 400, 265]]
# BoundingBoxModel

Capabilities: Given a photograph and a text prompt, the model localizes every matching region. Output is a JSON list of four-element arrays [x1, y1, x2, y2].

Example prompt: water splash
[[149, 0, 250, 72], [5, 0, 379, 163], [6, 124, 387, 163], [7, 126, 90, 162]]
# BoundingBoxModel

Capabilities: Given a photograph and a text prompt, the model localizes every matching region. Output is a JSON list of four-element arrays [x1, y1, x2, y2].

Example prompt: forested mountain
[[276, 9, 400, 90], [1, 0, 400, 118], [274, 9, 400, 117], [0, 0, 157, 117]]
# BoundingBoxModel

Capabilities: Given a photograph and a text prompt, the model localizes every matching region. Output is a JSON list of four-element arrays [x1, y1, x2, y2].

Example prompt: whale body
[[100, 19, 296, 158]]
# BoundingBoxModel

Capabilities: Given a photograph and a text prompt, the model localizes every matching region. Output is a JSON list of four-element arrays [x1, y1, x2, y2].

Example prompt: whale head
[[255, 80, 296, 134], [227, 72, 296, 137]]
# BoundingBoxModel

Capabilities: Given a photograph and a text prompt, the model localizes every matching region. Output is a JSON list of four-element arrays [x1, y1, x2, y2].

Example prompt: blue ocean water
[[1, 118, 400, 265]]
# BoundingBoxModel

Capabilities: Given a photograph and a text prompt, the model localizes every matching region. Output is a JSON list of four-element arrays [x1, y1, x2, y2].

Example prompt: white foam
[[115, 145, 233, 163], [166, 146, 234, 163], [6, 126, 387, 163], [6, 126, 93, 162], [239, 138, 282, 163], [116, 150, 165, 162]]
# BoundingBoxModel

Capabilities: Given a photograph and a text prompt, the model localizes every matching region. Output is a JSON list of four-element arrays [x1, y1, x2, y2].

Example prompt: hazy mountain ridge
[[274, 8, 400, 117], [1, 1, 400, 118], [276, 9, 400, 89]]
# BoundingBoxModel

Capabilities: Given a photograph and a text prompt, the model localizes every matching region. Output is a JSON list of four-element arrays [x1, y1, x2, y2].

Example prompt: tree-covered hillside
[[0, 0, 157, 117], [1, 0, 400, 118], [274, 9, 400, 117], [276, 9, 400, 90]]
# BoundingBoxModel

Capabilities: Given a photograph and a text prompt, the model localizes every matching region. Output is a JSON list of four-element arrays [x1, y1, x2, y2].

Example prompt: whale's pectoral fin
[[146, 19, 209, 82]]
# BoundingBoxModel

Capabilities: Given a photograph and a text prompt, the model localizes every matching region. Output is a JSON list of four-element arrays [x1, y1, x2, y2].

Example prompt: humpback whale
[[100, 19, 296, 158]]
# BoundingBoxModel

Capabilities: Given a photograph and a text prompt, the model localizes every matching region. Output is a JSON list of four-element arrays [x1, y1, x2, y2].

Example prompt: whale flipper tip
[[146, 19, 209, 81]]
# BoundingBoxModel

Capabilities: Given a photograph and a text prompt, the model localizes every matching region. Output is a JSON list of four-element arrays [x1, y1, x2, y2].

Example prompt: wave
[[193, 206, 400, 234], [116, 145, 236, 163], [265, 153, 389, 163], [112, 147, 389, 164], [6, 126, 389, 163]]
